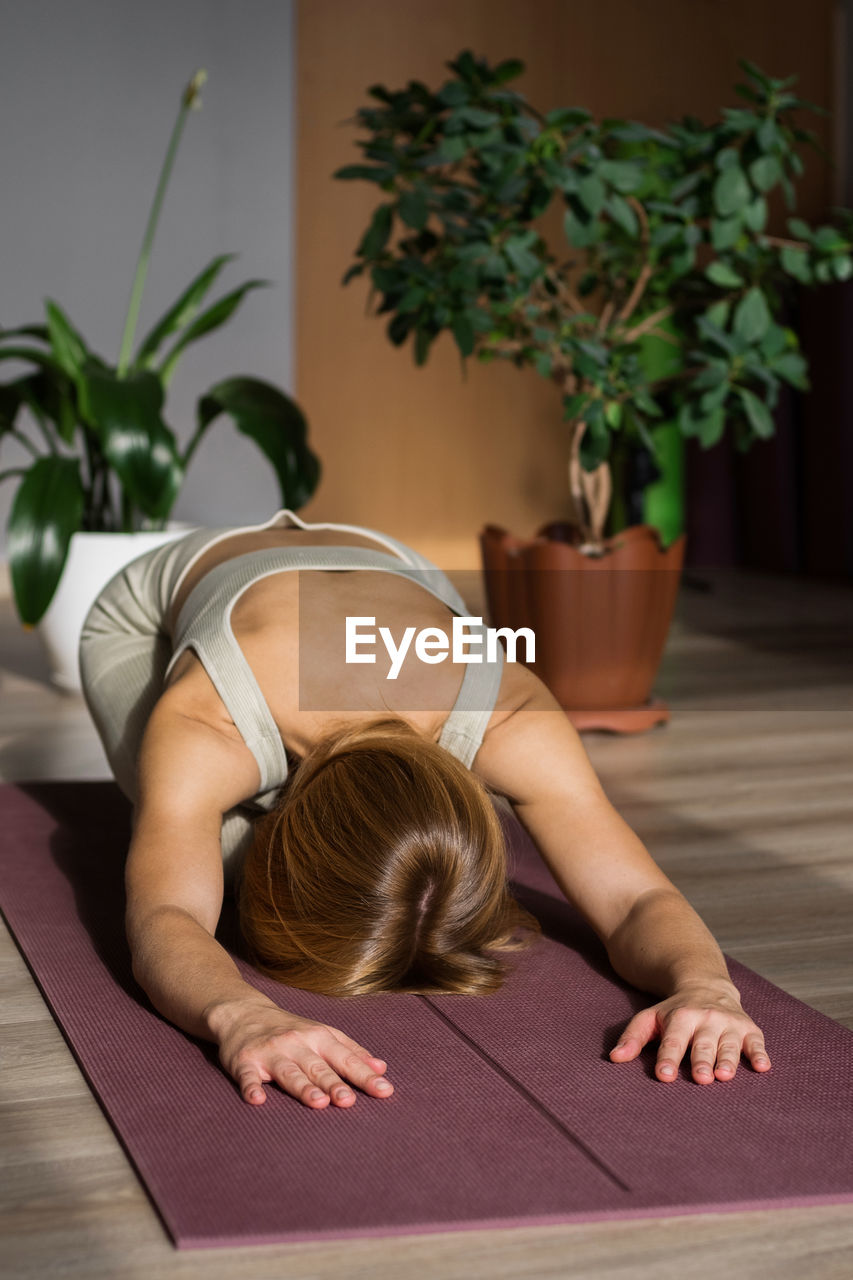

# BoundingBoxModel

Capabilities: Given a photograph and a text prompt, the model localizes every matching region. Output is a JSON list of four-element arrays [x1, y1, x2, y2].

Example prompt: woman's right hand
[[211, 997, 395, 1108]]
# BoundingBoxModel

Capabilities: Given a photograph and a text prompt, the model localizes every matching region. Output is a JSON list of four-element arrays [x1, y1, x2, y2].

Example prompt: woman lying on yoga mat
[[80, 508, 771, 1111]]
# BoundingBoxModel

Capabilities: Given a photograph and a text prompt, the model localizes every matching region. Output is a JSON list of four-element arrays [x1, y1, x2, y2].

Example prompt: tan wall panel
[[295, 0, 834, 567]]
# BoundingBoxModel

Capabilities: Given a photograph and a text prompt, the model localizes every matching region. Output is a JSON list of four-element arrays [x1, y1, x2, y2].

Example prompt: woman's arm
[[127, 690, 393, 1108], [473, 667, 771, 1084]]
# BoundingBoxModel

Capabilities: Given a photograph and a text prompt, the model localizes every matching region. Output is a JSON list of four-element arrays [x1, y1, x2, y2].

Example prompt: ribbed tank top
[[163, 513, 504, 812]]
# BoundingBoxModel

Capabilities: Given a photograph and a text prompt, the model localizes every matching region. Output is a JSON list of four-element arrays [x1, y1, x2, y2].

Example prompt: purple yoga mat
[[1, 781, 852, 1249]]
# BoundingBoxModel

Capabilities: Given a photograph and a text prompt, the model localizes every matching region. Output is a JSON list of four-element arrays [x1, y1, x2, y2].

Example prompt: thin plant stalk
[[116, 70, 207, 378]]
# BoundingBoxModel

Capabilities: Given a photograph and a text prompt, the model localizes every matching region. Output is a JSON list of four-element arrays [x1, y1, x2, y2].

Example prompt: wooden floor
[[1, 567, 852, 1280]]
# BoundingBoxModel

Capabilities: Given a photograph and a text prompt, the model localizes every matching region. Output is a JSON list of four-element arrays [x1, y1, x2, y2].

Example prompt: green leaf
[[733, 287, 771, 344], [706, 261, 745, 288], [44, 300, 88, 381], [455, 106, 500, 128], [743, 196, 768, 232], [0, 324, 51, 345], [832, 255, 853, 281], [578, 414, 610, 469], [195, 377, 320, 510], [436, 135, 468, 163], [333, 164, 395, 182], [736, 386, 775, 438], [780, 247, 812, 283], [759, 325, 789, 358], [157, 280, 271, 386], [399, 187, 429, 230], [562, 393, 591, 420], [749, 155, 782, 191], [677, 402, 725, 448], [387, 313, 414, 346], [713, 167, 751, 216], [492, 58, 525, 84], [546, 106, 592, 129], [133, 254, 237, 369], [815, 226, 849, 252], [704, 300, 731, 329], [577, 173, 606, 217], [604, 401, 623, 429], [437, 80, 469, 107], [598, 160, 643, 193], [0, 346, 67, 375], [80, 367, 183, 520], [451, 313, 476, 357], [358, 204, 395, 257], [7, 455, 85, 624], [757, 118, 780, 152], [414, 327, 435, 366], [697, 407, 726, 447], [396, 286, 427, 314], [607, 194, 638, 237], [564, 207, 599, 248], [696, 317, 738, 355], [692, 360, 730, 390], [504, 236, 542, 280], [711, 217, 742, 252], [0, 383, 21, 434], [700, 383, 729, 414], [787, 218, 813, 241], [715, 148, 741, 171], [769, 351, 809, 389], [14, 370, 77, 446]]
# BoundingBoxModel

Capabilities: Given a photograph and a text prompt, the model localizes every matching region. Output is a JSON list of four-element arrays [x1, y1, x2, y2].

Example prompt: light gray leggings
[[78, 533, 260, 887]]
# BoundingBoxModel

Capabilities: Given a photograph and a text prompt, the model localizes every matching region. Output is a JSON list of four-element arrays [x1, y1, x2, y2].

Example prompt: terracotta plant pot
[[479, 523, 687, 732]]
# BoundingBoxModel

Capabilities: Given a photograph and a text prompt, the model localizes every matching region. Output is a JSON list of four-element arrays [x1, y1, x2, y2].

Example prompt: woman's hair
[[237, 716, 541, 998]]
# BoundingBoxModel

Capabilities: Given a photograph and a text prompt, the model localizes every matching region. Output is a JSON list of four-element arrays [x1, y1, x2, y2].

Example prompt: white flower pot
[[38, 525, 193, 693]]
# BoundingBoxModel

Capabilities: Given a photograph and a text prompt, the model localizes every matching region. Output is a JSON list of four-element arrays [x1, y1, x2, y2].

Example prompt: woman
[[79, 508, 771, 1112]]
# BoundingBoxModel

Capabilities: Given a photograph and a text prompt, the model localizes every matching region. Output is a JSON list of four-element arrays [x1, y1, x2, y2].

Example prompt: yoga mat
[[1, 781, 851, 1249]]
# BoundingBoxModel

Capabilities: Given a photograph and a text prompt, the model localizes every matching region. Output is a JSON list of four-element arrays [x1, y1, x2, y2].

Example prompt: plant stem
[[180, 420, 208, 471], [121, 489, 135, 533], [116, 71, 206, 377], [0, 468, 27, 484], [11, 428, 41, 458]]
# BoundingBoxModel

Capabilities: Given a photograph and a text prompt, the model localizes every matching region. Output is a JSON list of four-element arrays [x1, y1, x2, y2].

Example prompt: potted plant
[[334, 51, 852, 729], [0, 70, 320, 690]]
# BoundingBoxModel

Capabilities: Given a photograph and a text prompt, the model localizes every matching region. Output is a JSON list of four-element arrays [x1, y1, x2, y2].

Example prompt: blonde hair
[[237, 717, 541, 997]]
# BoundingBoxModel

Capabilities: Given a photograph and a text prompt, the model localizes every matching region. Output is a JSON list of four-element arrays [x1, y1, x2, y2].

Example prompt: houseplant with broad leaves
[[0, 69, 320, 672], [333, 51, 852, 729]]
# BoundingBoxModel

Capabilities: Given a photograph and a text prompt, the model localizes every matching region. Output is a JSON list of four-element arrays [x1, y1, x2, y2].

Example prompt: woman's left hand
[[609, 980, 772, 1084]]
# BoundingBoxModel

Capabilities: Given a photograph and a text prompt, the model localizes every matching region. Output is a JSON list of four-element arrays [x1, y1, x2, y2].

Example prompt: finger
[[713, 1034, 743, 1080], [744, 1033, 771, 1073], [299, 1056, 360, 1108], [268, 1057, 334, 1108], [609, 1008, 659, 1061], [229, 1054, 272, 1105], [656, 1030, 691, 1081], [690, 1036, 720, 1085], [327, 1028, 388, 1073], [322, 1045, 394, 1099]]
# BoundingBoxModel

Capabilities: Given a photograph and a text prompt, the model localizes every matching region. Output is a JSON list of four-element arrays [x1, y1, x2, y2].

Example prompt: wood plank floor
[[1, 567, 852, 1280]]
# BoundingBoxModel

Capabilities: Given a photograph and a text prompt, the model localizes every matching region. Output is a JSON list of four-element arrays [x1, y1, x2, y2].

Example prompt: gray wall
[[0, 0, 295, 556]]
